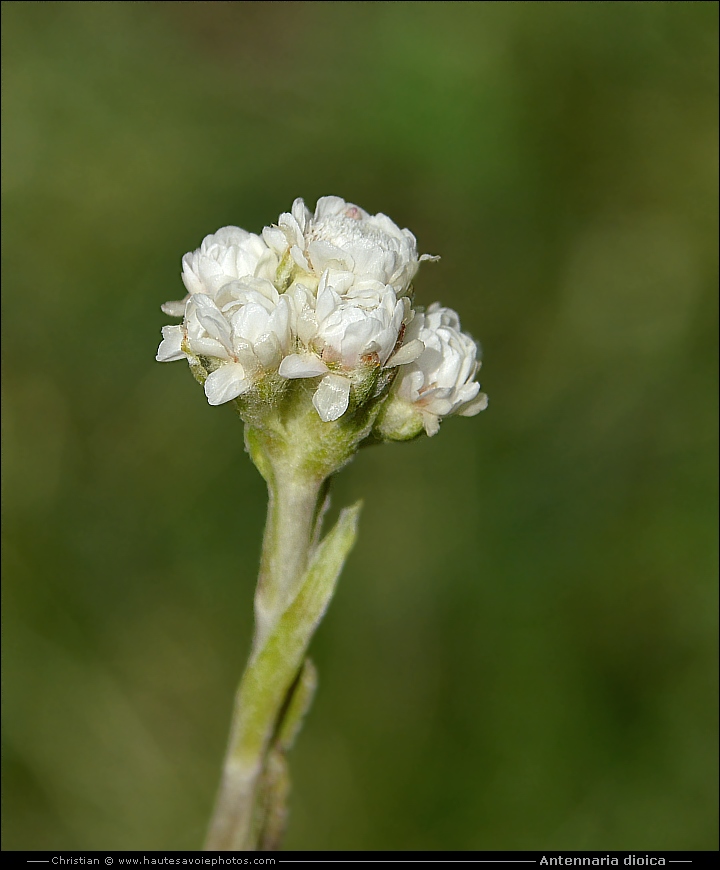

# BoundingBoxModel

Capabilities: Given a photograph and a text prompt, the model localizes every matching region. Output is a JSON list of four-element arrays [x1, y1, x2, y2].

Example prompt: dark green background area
[[2, 0, 717, 852]]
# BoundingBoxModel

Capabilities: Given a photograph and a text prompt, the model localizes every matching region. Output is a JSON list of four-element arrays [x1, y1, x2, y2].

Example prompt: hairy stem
[[253, 469, 326, 654], [203, 448, 360, 851]]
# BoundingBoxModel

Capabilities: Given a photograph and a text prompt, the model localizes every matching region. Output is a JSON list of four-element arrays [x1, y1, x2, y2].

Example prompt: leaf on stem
[[210, 502, 362, 851]]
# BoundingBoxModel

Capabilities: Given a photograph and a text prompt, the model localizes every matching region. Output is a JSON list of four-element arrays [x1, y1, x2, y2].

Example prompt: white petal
[[181, 256, 205, 295], [385, 339, 425, 368], [290, 245, 310, 271], [278, 353, 329, 379], [194, 296, 233, 349], [422, 411, 441, 437], [314, 196, 347, 219], [156, 326, 185, 362], [262, 225, 288, 252], [278, 211, 302, 238], [203, 364, 251, 405], [252, 332, 281, 369], [312, 374, 351, 422], [455, 380, 481, 405], [255, 247, 280, 281], [308, 239, 352, 273], [233, 342, 259, 370], [291, 197, 311, 231], [425, 396, 454, 417], [231, 302, 270, 345], [325, 269, 356, 296], [340, 317, 376, 360], [268, 296, 291, 350], [161, 298, 188, 317], [316, 283, 342, 322], [210, 226, 251, 248], [458, 391, 488, 416], [186, 337, 230, 359]]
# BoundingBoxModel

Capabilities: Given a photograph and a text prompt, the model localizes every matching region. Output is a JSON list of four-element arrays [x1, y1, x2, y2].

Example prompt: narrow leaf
[[231, 501, 362, 769], [205, 502, 362, 849]]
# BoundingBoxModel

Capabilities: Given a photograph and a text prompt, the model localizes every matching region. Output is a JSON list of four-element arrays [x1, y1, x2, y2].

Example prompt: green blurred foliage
[[2, 0, 717, 852]]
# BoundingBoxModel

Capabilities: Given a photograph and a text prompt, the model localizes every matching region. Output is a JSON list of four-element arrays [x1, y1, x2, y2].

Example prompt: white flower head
[[157, 197, 486, 436], [278, 275, 413, 422], [388, 303, 488, 436], [161, 227, 278, 316], [157, 278, 291, 406], [263, 196, 437, 297]]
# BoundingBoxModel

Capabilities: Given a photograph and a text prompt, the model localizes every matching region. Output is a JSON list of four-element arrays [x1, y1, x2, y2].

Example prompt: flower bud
[[160, 227, 278, 316], [376, 304, 487, 438], [278, 277, 409, 422], [263, 196, 438, 298]]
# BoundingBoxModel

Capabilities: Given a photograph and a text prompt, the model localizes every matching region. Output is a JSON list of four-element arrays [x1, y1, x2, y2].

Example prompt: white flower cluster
[[157, 196, 486, 435]]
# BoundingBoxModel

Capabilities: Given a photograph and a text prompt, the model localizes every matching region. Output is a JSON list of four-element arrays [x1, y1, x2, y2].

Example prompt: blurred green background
[[2, 0, 717, 852]]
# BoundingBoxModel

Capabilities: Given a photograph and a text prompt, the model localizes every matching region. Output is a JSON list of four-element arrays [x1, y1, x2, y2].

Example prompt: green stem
[[253, 468, 326, 654], [203, 425, 360, 851], [204, 471, 323, 851]]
